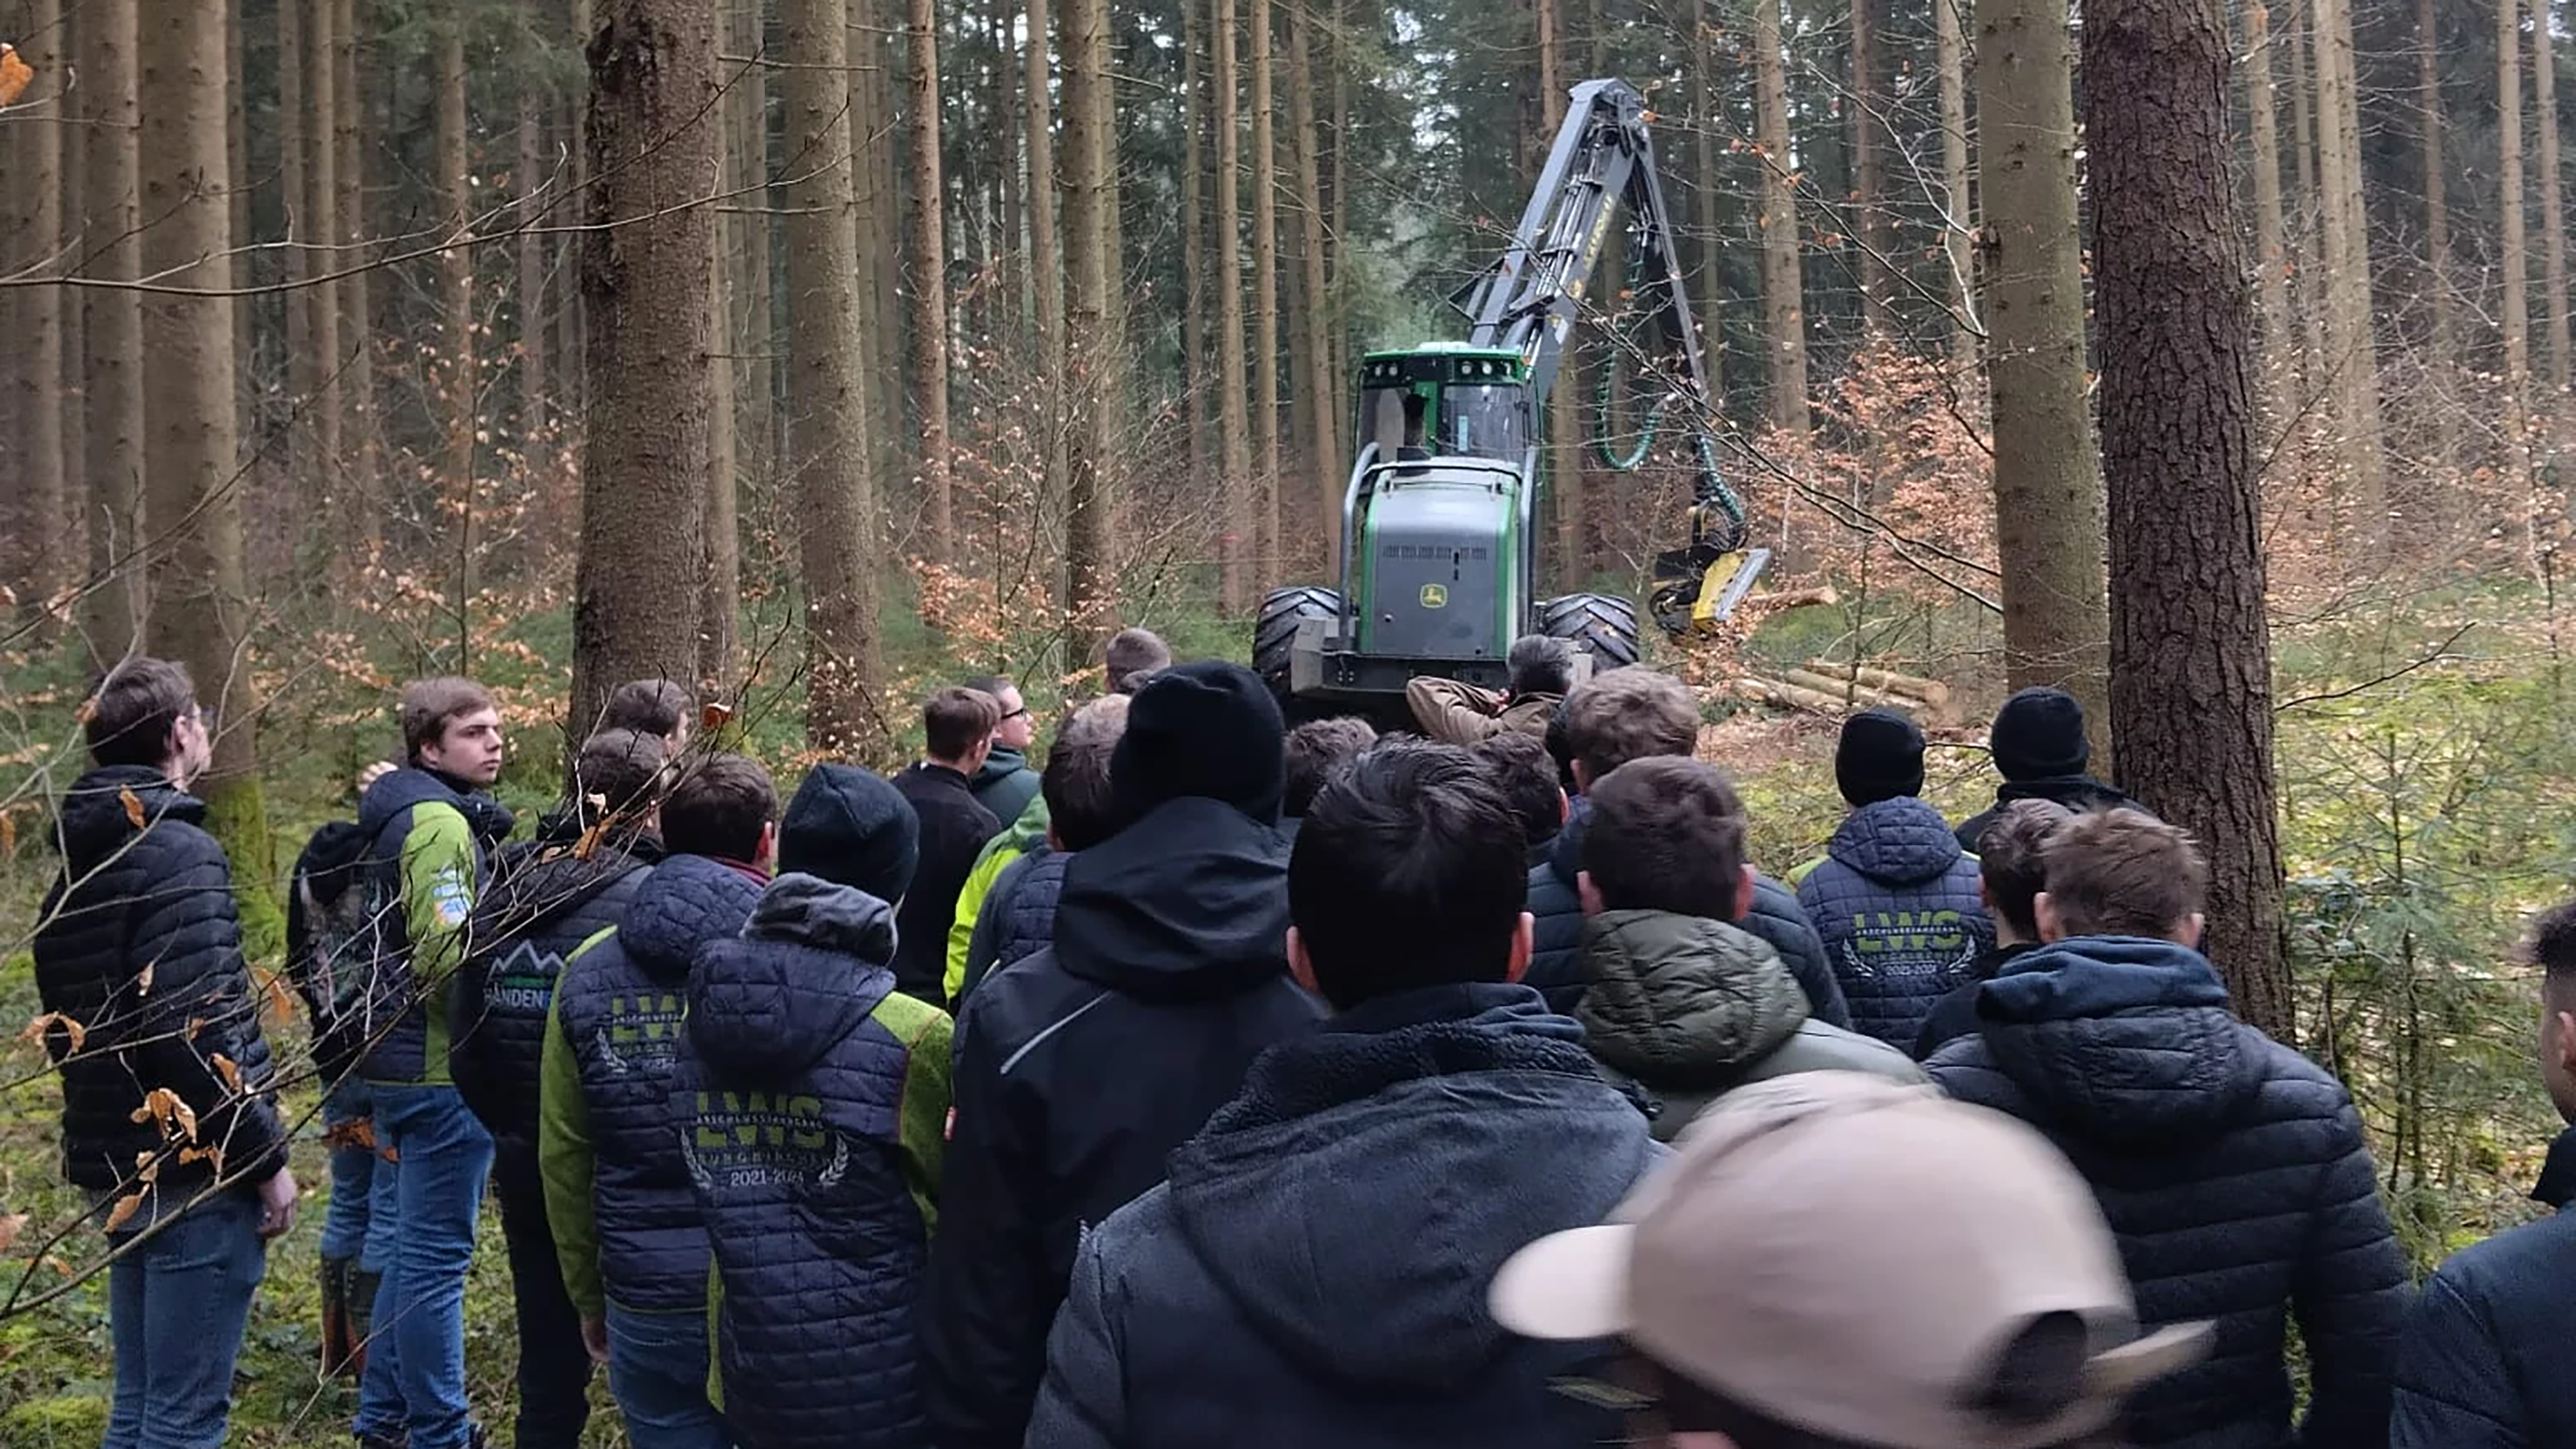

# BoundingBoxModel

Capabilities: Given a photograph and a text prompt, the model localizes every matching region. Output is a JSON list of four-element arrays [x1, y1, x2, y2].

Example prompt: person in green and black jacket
[[352, 677, 514, 1449]]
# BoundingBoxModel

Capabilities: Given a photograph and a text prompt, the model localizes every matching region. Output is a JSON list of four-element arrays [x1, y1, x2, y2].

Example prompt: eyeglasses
[[1001, 706, 1030, 721]]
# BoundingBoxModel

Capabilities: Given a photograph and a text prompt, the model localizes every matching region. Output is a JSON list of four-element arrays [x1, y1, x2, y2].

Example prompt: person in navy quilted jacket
[[1925, 808, 2409, 1449], [1793, 708, 1991, 1048]]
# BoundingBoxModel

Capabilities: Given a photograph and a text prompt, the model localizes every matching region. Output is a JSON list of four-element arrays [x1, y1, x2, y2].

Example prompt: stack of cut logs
[[1733, 658, 1957, 727]]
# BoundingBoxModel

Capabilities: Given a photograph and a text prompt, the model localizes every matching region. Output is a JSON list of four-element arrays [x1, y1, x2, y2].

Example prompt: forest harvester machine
[[1253, 78, 1765, 719]]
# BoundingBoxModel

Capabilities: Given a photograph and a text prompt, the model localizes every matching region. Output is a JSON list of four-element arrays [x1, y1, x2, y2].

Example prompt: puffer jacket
[[451, 825, 660, 1153], [675, 874, 953, 1449], [958, 846, 1070, 1001], [1794, 796, 1990, 1048], [2390, 1128, 2576, 1448], [1925, 937, 2409, 1449], [355, 766, 517, 1084], [1024, 982, 1656, 1449], [921, 795, 1325, 1449], [1576, 909, 1924, 1141], [541, 854, 766, 1315], [946, 797, 1052, 1003], [1525, 800, 1850, 1027], [1955, 774, 2140, 853], [33, 767, 288, 1203]]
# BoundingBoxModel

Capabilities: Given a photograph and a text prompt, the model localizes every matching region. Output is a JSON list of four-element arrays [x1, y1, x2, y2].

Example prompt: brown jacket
[[1404, 678, 1562, 746]]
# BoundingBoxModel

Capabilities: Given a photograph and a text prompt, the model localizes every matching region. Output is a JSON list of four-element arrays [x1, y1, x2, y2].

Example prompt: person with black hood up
[[671, 763, 952, 1449], [1523, 667, 1851, 1029], [1913, 798, 2072, 1061], [921, 660, 1327, 1449], [34, 658, 296, 1449], [1792, 708, 1991, 1048], [1026, 741, 1658, 1449], [539, 755, 778, 1449], [1955, 686, 2139, 853], [1925, 807, 2409, 1449]]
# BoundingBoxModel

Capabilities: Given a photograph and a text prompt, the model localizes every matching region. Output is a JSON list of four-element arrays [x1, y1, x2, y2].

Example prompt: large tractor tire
[[1254, 585, 1343, 700], [1538, 592, 1642, 671]]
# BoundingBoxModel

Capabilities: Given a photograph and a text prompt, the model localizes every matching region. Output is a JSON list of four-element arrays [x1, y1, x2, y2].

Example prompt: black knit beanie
[[1110, 660, 1288, 826], [1835, 708, 1926, 807], [1988, 687, 2091, 782], [778, 764, 921, 903]]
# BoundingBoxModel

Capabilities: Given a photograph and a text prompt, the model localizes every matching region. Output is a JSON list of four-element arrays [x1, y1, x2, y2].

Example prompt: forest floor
[[0, 582, 2566, 1446]]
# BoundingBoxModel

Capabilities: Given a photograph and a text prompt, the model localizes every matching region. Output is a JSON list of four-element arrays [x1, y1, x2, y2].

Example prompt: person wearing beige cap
[[1492, 1072, 2213, 1449]]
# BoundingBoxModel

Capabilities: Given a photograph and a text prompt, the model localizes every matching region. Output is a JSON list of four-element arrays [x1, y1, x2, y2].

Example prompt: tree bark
[[437, 21, 477, 624], [332, 0, 378, 557], [907, 0, 955, 564], [140, 0, 275, 898], [1541, 0, 1583, 571], [1289, 2, 1339, 565], [2089, 0, 2290, 1034], [2286, 0, 2327, 381], [2417, 0, 2455, 471], [1060, 0, 1116, 647], [1849, 0, 1891, 328], [2312, 0, 2387, 548], [2244, 0, 2294, 432], [1755, 0, 1810, 438], [726, 0, 774, 518], [1181, 0, 1210, 507], [518, 0, 551, 480], [80, 0, 147, 651], [1937, 0, 1976, 375], [778, 0, 881, 749], [1249, 0, 1282, 585], [702, 200, 741, 696], [279, 0, 315, 567], [1693, 3, 1730, 396], [10, 0, 64, 614], [2534, 6, 2570, 396], [2500, 0, 2532, 468], [1214, 0, 1253, 609], [225, 0, 251, 435], [1977, 0, 2112, 741], [571, 0, 717, 732], [1028, 0, 1068, 605]]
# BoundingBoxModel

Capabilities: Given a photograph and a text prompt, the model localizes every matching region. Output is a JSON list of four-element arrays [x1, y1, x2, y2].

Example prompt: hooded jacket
[[450, 819, 661, 1153], [1576, 910, 1923, 1140], [34, 766, 289, 1204], [1955, 774, 2139, 854], [945, 795, 1052, 1003], [355, 765, 517, 1084], [671, 874, 952, 1449], [1794, 796, 1992, 1048], [893, 762, 1001, 1002], [1023, 982, 1657, 1449], [920, 795, 1325, 1449], [1523, 800, 1852, 1028], [538, 853, 766, 1316], [969, 744, 1042, 828], [2390, 1127, 2576, 1448], [1925, 937, 2409, 1449], [1912, 940, 2041, 1062]]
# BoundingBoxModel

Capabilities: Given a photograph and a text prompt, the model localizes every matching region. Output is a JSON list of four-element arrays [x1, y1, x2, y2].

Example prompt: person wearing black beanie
[[1955, 687, 2141, 854], [923, 659, 1323, 1449], [1795, 708, 1992, 1048], [778, 764, 921, 905]]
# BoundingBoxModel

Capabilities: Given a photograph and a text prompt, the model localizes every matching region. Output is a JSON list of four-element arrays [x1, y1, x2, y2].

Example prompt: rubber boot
[[320, 1255, 359, 1379]]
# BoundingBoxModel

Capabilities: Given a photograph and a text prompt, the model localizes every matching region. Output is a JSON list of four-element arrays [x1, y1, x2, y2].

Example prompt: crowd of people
[[27, 629, 2576, 1449]]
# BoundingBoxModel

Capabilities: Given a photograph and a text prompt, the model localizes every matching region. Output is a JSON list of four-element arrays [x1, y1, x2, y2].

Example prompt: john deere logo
[[1420, 584, 1449, 609]]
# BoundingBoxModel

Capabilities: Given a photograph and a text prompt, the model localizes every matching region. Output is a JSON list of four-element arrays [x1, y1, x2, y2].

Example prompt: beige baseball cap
[[1491, 1072, 2211, 1449]]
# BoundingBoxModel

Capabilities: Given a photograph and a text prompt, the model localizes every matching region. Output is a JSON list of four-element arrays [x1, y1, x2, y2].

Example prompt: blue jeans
[[353, 1084, 493, 1449], [605, 1304, 729, 1449], [104, 1191, 267, 1449], [321, 1078, 377, 1267]]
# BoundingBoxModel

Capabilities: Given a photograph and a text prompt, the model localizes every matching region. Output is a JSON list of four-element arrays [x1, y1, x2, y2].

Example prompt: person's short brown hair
[[400, 677, 497, 761], [603, 679, 691, 739], [1105, 628, 1172, 694], [1042, 696, 1132, 850], [661, 753, 776, 861], [1283, 716, 1379, 817], [1584, 756, 1748, 917], [2526, 899, 2576, 1005], [1564, 668, 1699, 783], [85, 657, 196, 769], [1474, 731, 1564, 851], [925, 687, 1003, 762], [2041, 807, 2208, 939], [572, 729, 669, 826], [1979, 799, 2074, 938]]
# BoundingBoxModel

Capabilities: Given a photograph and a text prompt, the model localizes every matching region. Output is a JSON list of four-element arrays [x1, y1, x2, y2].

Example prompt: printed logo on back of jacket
[[487, 942, 563, 1014], [1838, 911, 1975, 978], [680, 1091, 853, 1191], [592, 991, 685, 1075]]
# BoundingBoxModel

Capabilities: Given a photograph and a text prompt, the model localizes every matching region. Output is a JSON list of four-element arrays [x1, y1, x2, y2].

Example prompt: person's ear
[[1578, 870, 1606, 919], [1571, 760, 1595, 795], [2034, 892, 2067, 943], [1732, 865, 1757, 924], [1505, 911, 1534, 984], [2179, 911, 2207, 951], [2552, 1008, 2576, 1080], [1045, 824, 1065, 851], [755, 821, 779, 873], [1556, 789, 1570, 825], [1979, 873, 1997, 911], [1286, 926, 1322, 997]]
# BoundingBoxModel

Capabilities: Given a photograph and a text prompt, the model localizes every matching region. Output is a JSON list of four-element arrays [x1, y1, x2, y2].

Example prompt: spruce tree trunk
[[80, 0, 147, 651], [1028, 0, 1069, 609], [1214, 0, 1253, 609], [1180, 0, 1210, 512], [1755, 0, 1810, 439], [332, 0, 378, 559], [2244, 1, 2295, 432], [1289, 2, 1339, 565], [1060, 0, 1116, 646], [1937, 0, 1976, 375], [279, 0, 316, 567], [780, 0, 881, 749], [1849, 0, 1890, 328], [2418, 0, 2455, 472], [2089, 0, 2290, 1034], [140, 0, 275, 914], [10, 0, 64, 613], [702, 204, 741, 696], [1249, 0, 1282, 585], [2533, 9, 2570, 397], [1977, 0, 2112, 741], [2286, 0, 2327, 381], [437, 23, 477, 631], [2500, 0, 2532, 469], [303, 0, 345, 569], [726, 0, 774, 514], [518, 0, 551, 480], [907, 0, 955, 564], [1693, 3, 1730, 396], [571, 0, 717, 732], [2314, 0, 2387, 548]]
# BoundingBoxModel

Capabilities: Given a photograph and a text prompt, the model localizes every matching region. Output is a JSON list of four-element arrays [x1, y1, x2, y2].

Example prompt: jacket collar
[[2535, 1125, 2576, 1209]]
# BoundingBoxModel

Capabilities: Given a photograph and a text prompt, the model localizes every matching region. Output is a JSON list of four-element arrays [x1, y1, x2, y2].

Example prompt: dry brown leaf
[[135, 959, 155, 997], [0, 1212, 27, 1253], [255, 969, 295, 1025], [22, 1011, 87, 1055], [0, 46, 30, 108], [177, 1146, 223, 1169], [1, 809, 16, 855], [701, 701, 735, 732], [72, 690, 100, 726], [324, 1117, 377, 1152], [210, 1053, 242, 1094], [131, 1150, 160, 1184], [102, 1193, 142, 1233], [185, 1016, 206, 1039], [119, 786, 147, 830], [130, 1087, 200, 1141], [44, 1254, 71, 1279]]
